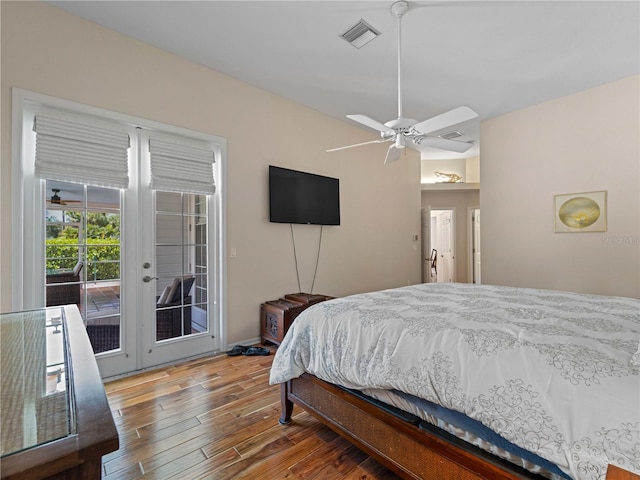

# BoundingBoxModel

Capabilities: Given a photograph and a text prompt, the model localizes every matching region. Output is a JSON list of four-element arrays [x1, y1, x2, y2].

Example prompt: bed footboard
[[280, 374, 640, 480]]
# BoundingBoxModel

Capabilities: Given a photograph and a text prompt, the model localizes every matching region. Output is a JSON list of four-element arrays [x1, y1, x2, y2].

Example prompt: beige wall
[[0, 2, 422, 342], [481, 75, 640, 298], [421, 189, 480, 283]]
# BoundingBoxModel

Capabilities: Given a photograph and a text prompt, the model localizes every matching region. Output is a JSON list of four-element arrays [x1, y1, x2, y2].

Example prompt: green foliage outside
[[46, 211, 120, 240], [46, 211, 120, 281]]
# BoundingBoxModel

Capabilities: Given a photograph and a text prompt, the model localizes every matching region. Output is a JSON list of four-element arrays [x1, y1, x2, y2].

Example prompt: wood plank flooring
[[102, 346, 402, 479]]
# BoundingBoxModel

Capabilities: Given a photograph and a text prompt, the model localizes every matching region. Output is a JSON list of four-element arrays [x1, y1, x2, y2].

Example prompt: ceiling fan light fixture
[[50, 188, 62, 204], [341, 19, 381, 49]]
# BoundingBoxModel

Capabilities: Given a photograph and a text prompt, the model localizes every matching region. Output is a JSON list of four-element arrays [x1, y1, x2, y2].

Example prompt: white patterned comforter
[[269, 283, 640, 480]]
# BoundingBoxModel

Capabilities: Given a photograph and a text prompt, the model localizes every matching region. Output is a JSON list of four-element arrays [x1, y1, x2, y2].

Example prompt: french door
[[137, 129, 221, 370], [41, 155, 220, 377], [44, 179, 124, 359], [14, 89, 226, 379]]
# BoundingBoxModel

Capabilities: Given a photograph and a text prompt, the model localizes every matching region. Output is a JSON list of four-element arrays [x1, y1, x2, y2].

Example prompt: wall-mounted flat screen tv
[[269, 165, 340, 226]]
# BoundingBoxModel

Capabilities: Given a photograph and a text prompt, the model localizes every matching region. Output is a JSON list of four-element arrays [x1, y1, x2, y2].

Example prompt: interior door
[[430, 209, 456, 283], [439, 211, 454, 282], [473, 208, 481, 284], [421, 207, 431, 283]]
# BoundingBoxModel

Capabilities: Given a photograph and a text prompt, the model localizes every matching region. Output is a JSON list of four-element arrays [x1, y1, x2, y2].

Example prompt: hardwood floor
[[102, 346, 402, 479]]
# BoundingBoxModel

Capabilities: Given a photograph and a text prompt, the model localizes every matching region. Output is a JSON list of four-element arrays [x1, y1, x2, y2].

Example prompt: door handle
[[142, 275, 157, 283]]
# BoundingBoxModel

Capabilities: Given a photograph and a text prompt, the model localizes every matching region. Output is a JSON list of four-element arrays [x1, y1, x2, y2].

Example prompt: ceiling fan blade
[[412, 106, 478, 135], [326, 138, 390, 153], [384, 145, 403, 165], [49, 188, 82, 205], [347, 114, 395, 135], [415, 136, 474, 153], [48, 199, 82, 205]]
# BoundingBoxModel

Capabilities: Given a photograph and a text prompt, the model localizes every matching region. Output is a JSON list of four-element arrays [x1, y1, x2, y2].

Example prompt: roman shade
[[148, 134, 215, 195], [34, 111, 130, 189]]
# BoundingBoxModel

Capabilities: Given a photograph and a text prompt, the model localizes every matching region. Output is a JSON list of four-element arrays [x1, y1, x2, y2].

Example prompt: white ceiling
[[48, 1, 639, 160]]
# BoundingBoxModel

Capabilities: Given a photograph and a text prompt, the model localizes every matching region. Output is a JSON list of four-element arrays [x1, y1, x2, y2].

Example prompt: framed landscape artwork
[[554, 190, 607, 233]]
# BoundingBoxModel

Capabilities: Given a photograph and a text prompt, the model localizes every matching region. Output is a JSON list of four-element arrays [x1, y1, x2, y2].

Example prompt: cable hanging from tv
[[269, 165, 339, 293], [290, 224, 323, 294]]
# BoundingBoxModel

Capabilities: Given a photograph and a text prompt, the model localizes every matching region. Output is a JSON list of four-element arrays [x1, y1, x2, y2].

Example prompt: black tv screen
[[269, 165, 340, 225]]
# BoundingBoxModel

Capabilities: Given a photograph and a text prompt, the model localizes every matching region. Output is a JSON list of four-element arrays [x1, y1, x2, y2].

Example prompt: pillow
[[631, 341, 640, 367], [167, 275, 196, 303], [72, 261, 83, 277], [165, 276, 183, 304], [157, 285, 172, 306], [178, 276, 195, 300]]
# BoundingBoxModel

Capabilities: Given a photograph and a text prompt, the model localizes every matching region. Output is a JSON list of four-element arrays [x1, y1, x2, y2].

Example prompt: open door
[[421, 207, 431, 283], [430, 209, 456, 283], [472, 208, 481, 284]]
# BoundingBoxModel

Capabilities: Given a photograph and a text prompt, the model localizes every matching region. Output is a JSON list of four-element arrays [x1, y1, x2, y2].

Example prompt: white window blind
[[33, 111, 130, 189], [148, 134, 215, 195]]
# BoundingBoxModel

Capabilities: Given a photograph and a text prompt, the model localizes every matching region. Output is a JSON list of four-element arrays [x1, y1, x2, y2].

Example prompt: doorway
[[138, 185, 218, 371], [429, 209, 456, 283], [421, 208, 432, 283], [469, 207, 481, 284], [14, 90, 226, 378]]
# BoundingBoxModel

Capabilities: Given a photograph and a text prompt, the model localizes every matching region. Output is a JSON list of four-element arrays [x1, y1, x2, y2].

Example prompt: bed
[[269, 283, 640, 480]]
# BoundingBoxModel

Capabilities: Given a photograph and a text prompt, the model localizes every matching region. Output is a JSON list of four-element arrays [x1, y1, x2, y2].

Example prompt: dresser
[[0, 305, 118, 479]]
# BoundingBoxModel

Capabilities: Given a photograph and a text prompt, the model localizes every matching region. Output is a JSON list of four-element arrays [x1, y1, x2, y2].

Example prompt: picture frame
[[554, 190, 607, 233]]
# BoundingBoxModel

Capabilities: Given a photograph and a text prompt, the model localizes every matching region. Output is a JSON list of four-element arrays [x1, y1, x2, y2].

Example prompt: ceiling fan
[[48, 188, 82, 206], [327, 1, 479, 164]]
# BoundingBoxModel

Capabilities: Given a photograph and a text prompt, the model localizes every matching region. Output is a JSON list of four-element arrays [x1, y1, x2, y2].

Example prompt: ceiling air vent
[[440, 131, 463, 140], [341, 19, 381, 49]]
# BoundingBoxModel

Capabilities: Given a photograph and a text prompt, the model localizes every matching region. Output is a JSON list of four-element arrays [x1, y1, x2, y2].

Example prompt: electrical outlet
[[230, 247, 237, 258]]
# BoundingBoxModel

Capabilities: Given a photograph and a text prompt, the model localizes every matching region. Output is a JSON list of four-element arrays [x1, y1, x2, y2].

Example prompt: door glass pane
[[155, 191, 208, 341], [86, 246, 121, 281], [45, 180, 122, 355], [156, 191, 182, 213]]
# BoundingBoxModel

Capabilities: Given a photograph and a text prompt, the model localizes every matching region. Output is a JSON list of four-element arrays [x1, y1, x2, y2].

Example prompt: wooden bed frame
[[279, 373, 639, 480]]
